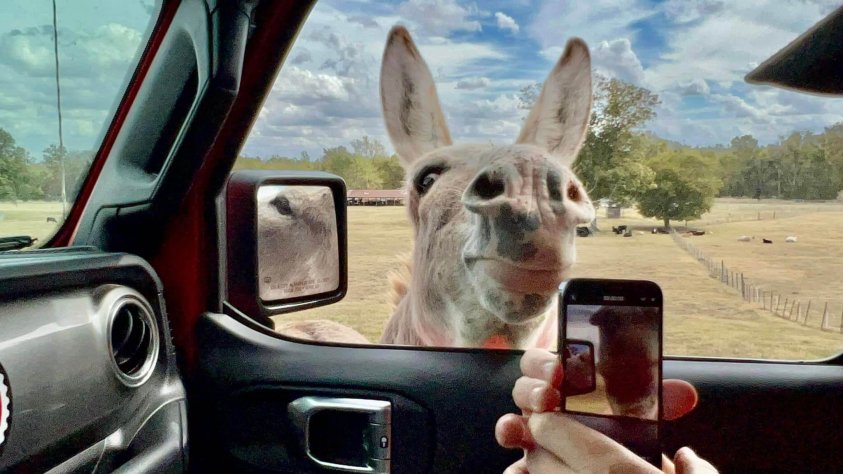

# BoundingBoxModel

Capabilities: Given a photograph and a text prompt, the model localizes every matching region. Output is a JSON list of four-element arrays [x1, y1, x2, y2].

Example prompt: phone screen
[[559, 279, 663, 467]]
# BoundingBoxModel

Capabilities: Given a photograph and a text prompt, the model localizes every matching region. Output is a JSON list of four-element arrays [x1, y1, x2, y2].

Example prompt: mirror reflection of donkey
[[380, 26, 595, 349]]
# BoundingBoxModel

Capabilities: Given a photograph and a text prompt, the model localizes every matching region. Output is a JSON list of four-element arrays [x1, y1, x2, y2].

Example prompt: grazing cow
[[590, 305, 659, 420], [785, 236, 797, 243], [378, 26, 595, 349], [737, 235, 753, 242], [690, 230, 705, 236], [46, 217, 57, 223], [762, 238, 773, 244], [623, 230, 633, 237], [577, 226, 592, 237]]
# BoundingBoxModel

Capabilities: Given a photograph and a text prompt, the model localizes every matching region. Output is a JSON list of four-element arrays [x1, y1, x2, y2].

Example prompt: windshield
[[244, 1, 843, 360], [0, 0, 161, 247]]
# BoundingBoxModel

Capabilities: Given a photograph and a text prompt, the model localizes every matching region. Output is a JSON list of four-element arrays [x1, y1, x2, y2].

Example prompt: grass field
[[276, 199, 843, 360], [0, 201, 64, 244]]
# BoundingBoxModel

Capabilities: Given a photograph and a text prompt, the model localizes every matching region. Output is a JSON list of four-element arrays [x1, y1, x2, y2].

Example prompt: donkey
[[257, 186, 340, 295], [261, 186, 372, 343], [589, 305, 659, 420], [379, 26, 595, 349]]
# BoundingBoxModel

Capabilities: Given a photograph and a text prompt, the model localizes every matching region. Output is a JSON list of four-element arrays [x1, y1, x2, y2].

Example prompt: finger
[[503, 458, 530, 474], [495, 413, 536, 450], [663, 379, 699, 421], [513, 376, 562, 413], [520, 348, 563, 386], [674, 447, 719, 474], [525, 447, 576, 474], [662, 454, 676, 474], [528, 412, 656, 473]]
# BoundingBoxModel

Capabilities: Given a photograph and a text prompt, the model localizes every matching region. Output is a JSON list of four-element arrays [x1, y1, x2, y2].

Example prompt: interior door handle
[[288, 397, 391, 473]]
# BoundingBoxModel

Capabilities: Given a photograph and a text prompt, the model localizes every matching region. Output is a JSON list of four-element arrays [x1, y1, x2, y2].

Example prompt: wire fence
[[670, 229, 843, 333]]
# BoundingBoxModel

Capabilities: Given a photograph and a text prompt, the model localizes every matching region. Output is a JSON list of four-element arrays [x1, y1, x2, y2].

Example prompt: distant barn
[[347, 189, 407, 206]]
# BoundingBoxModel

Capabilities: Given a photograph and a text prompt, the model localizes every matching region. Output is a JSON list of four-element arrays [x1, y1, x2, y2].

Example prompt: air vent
[[108, 295, 159, 387]]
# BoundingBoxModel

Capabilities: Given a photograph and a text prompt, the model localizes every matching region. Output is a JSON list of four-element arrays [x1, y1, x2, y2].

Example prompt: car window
[[0, 0, 162, 247], [237, 0, 843, 360]]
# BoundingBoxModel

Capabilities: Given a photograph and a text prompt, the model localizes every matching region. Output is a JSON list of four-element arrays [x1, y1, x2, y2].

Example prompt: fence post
[[776, 295, 782, 313], [803, 301, 811, 325], [793, 301, 799, 321], [771, 292, 775, 312], [721, 261, 725, 282], [821, 302, 828, 329], [783, 298, 789, 318]]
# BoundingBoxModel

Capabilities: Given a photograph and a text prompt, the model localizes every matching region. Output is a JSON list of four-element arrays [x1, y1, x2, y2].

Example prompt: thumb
[[674, 447, 719, 474]]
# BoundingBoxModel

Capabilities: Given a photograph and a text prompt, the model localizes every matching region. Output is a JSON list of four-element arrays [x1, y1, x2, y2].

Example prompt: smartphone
[[559, 278, 663, 467]]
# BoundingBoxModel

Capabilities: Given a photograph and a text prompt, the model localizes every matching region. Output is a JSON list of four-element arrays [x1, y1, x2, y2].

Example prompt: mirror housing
[[224, 170, 347, 328]]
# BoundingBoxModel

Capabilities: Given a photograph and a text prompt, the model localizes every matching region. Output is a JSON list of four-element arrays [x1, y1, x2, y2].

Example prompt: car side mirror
[[224, 170, 347, 328], [562, 339, 597, 396]]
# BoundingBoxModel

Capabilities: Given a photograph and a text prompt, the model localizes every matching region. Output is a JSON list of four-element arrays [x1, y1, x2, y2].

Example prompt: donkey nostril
[[567, 182, 581, 202], [472, 172, 506, 200]]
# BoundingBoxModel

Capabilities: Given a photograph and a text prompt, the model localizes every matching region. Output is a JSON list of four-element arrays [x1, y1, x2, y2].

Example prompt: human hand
[[495, 349, 711, 473]]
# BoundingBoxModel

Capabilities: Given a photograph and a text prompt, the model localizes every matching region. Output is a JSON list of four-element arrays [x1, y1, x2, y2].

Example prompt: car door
[[3, 1, 841, 473], [0, 0, 226, 471], [178, 2, 843, 474]]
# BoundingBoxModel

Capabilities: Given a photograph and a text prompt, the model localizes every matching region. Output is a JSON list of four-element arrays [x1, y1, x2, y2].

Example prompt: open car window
[[235, 0, 843, 361], [0, 0, 162, 247]]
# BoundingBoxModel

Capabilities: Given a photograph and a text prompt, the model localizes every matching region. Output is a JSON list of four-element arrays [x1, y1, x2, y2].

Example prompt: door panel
[[193, 312, 842, 473], [0, 249, 187, 473]]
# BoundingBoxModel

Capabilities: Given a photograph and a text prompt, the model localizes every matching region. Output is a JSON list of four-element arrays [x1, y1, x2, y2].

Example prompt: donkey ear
[[381, 26, 452, 166], [516, 38, 592, 166]]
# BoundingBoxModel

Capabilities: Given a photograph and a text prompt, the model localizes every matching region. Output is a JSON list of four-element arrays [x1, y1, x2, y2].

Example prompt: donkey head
[[380, 27, 595, 345]]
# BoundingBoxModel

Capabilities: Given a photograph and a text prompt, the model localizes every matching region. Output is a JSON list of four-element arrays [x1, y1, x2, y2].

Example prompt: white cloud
[[455, 76, 490, 90], [397, 0, 481, 36], [676, 79, 710, 96], [662, 0, 725, 24], [591, 38, 645, 84], [495, 12, 519, 34], [528, 0, 655, 49], [710, 94, 769, 123]]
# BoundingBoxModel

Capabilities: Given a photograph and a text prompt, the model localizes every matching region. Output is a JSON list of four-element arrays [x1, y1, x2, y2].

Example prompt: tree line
[[234, 136, 405, 190], [0, 128, 92, 202], [2, 76, 842, 229]]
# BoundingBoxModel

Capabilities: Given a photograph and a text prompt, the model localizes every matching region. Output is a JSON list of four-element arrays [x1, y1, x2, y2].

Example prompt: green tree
[[0, 128, 43, 201], [638, 153, 721, 228], [350, 136, 387, 159], [345, 155, 384, 189], [373, 154, 404, 189], [319, 146, 355, 178], [575, 75, 661, 207]]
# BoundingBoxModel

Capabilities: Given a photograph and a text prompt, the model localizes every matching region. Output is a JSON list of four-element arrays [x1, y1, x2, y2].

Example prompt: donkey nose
[[463, 163, 563, 215], [463, 167, 510, 214]]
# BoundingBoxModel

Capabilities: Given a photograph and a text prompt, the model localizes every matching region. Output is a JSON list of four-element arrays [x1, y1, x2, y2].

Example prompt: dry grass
[[276, 206, 413, 342], [275, 200, 843, 360], [0, 201, 64, 244]]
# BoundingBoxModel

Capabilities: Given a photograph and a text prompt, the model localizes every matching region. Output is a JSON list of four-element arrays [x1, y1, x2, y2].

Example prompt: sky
[[1, 0, 841, 162], [0, 0, 158, 158]]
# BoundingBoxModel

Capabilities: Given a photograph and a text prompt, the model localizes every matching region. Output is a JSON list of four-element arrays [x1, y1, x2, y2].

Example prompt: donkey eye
[[414, 165, 447, 195], [272, 196, 293, 216]]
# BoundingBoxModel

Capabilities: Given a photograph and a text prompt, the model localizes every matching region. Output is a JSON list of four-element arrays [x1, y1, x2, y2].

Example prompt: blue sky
[[245, 0, 843, 159], [1, 0, 841, 162]]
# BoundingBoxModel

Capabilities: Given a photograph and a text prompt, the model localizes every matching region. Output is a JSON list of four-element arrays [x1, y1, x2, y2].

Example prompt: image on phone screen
[[560, 279, 663, 466]]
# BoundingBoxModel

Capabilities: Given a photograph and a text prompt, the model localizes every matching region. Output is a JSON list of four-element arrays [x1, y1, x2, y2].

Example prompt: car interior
[[0, 1, 841, 473]]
